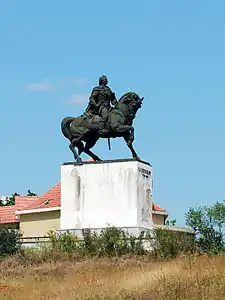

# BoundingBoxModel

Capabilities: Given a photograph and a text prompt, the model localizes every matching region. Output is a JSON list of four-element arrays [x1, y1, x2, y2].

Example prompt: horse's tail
[[61, 117, 74, 141]]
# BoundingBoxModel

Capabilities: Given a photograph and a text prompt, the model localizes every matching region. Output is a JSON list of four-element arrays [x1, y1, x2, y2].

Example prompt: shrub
[[48, 230, 80, 253], [82, 227, 146, 257], [149, 227, 196, 259], [47, 227, 197, 259], [48, 227, 146, 257], [26, 227, 199, 260], [0, 228, 21, 257]]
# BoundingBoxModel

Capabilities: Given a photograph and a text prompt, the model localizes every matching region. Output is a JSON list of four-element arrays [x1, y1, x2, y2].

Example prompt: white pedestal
[[60, 159, 153, 234]]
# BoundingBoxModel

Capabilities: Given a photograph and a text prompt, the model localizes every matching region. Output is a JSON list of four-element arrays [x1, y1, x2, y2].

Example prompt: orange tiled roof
[[15, 196, 39, 210], [0, 196, 37, 224], [0, 206, 18, 224], [21, 182, 61, 210], [86, 157, 94, 162], [152, 203, 166, 212]]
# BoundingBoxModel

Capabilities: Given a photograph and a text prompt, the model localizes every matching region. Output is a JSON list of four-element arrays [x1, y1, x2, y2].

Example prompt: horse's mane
[[118, 92, 137, 104]]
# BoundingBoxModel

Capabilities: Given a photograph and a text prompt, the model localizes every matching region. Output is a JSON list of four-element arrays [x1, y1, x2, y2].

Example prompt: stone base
[[60, 158, 153, 231]]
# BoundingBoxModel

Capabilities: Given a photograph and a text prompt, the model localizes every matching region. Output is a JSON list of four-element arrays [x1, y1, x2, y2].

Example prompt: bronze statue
[[61, 76, 144, 163], [84, 75, 117, 134]]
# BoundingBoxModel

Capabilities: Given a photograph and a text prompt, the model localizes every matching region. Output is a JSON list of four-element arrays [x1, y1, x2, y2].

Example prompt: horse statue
[[61, 92, 144, 163]]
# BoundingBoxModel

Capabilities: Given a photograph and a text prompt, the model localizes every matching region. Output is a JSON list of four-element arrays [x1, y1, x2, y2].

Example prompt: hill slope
[[0, 253, 225, 299]]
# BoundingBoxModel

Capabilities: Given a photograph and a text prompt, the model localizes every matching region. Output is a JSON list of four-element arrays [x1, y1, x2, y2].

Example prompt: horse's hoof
[[94, 157, 102, 161], [75, 157, 83, 164]]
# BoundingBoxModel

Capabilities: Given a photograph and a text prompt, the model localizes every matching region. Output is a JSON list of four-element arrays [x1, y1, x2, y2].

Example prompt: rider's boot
[[98, 107, 109, 135]]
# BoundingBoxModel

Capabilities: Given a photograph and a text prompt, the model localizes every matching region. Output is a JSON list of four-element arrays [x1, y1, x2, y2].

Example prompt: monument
[[61, 75, 144, 163], [60, 76, 152, 235]]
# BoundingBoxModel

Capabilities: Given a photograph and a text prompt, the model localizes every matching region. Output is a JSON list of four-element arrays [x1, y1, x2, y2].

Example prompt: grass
[[0, 251, 225, 300]]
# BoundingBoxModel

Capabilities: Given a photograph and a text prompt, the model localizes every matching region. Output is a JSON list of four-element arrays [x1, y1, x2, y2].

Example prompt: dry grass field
[[0, 253, 225, 300]]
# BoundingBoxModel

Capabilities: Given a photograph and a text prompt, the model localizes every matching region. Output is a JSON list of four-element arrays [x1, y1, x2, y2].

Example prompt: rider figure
[[84, 75, 117, 132]]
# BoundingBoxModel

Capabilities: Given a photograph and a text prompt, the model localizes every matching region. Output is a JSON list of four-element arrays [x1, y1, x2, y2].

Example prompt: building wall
[[20, 210, 60, 237], [152, 214, 165, 225], [0, 223, 19, 229]]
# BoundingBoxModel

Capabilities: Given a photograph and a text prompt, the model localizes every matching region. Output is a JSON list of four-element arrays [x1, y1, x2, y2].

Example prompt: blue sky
[[0, 1, 225, 225]]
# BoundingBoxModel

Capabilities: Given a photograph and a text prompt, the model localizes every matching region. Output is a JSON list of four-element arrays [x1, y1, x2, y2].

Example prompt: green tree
[[27, 190, 37, 196], [185, 201, 225, 254], [0, 197, 6, 206], [2, 190, 37, 206], [165, 219, 177, 226], [5, 193, 20, 206], [206, 201, 225, 234]]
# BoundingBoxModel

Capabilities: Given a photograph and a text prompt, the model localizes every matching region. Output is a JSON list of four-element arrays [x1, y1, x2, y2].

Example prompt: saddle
[[83, 113, 110, 133]]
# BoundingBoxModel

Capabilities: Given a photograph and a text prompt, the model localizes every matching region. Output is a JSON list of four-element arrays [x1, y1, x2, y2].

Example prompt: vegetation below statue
[[1, 200, 225, 298], [1, 225, 225, 299]]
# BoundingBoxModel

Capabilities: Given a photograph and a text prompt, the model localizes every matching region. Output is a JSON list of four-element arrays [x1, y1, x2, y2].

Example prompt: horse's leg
[[77, 141, 84, 156], [84, 148, 102, 161], [111, 123, 140, 158], [69, 137, 83, 163], [83, 137, 102, 161], [123, 128, 140, 159]]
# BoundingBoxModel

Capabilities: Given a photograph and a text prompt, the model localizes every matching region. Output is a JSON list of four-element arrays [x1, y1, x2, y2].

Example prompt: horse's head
[[117, 92, 144, 119]]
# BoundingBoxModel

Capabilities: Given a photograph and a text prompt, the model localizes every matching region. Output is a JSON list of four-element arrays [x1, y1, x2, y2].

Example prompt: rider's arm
[[89, 88, 98, 108], [109, 88, 117, 106]]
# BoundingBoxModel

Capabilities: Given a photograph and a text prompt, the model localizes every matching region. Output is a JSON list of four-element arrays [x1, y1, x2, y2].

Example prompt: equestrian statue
[[61, 75, 144, 163]]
